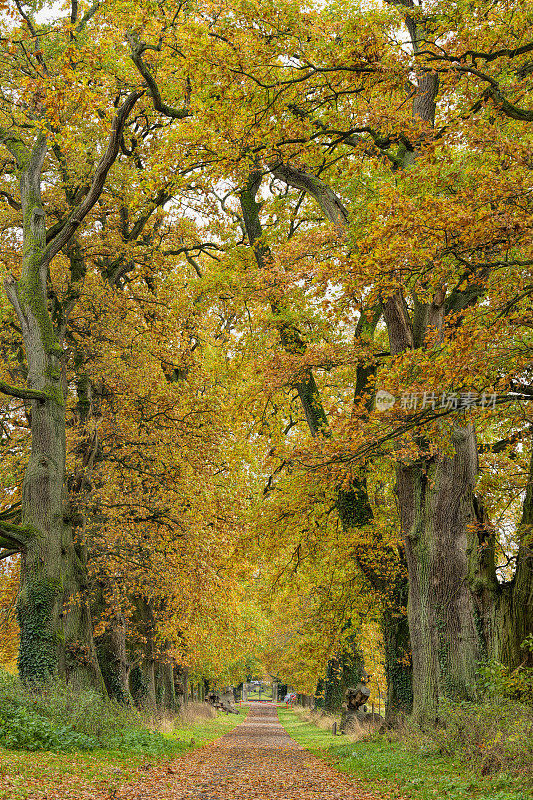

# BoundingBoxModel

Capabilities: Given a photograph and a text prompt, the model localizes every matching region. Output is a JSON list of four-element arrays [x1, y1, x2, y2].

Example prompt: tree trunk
[[324, 641, 364, 714], [156, 648, 177, 711], [471, 446, 533, 671], [94, 593, 132, 704], [240, 175, 413, 723], [0, 94, 140, 689], [337, 480, 413, 720], [133, 596, 157, 709], [3, 135, 102, 689], [398, 424, 483, 723], [175, 665, 189, 707], [382, 594, 413, 720]]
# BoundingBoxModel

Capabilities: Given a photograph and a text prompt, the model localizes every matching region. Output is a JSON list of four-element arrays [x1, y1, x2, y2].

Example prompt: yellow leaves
[[0, 556, 20, 669]]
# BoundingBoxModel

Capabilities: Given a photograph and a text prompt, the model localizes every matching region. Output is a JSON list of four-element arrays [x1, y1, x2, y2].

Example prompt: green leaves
[[0, 703, 97, 752]]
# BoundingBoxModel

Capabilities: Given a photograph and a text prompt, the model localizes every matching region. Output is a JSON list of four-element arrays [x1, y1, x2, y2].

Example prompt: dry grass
[[342, 716, 382, 739], [145, 702, 217, 733], [378, 698, 533, 786], [291, 705, 337, 731], [290, 705, 380, 742], [179, 702, 218, 724]]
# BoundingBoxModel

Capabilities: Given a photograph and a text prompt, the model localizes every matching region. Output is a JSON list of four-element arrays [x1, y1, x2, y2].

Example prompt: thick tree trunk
[[241, 173, 413, 723], [175, 665, 189, 707], [382, 593, 413, 719], [155, 649, 177, 711], [324, 641, 364, 714], [337, 480, 413, 720], [1, 95, 140, 689], [3, 135, 102, 689], [499, 445, 533, 667], [398, 424, 483, 723]]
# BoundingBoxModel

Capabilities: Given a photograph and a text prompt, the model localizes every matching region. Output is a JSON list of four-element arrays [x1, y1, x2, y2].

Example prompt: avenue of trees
[[1, 0, 533, 725]]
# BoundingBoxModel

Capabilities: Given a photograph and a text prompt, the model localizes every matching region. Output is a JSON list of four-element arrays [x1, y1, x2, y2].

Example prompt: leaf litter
[[118, 703, 375, 800]]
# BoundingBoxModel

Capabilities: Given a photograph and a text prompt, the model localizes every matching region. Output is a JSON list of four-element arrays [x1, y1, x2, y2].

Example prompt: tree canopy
[[1, 0, 533, 723]]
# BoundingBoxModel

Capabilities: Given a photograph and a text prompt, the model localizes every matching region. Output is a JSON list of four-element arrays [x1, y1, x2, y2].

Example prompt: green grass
[[277, 707, 532, 800], [246, 690, 273, 700], [0, 706, 247, 800]]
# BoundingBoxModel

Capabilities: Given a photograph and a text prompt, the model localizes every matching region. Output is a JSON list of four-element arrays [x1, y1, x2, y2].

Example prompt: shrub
[[0, 669, 151, 752], [0, 669, 216, 755], [0, 699, 96, 751], [477, 662, 533, 705], [476, 637, 533, 704], [30, 682, 142, 740], [406, 697, 533, 781]]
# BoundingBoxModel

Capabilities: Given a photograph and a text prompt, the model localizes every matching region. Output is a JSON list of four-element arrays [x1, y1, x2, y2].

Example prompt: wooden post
[[332, 721, 337, 735]]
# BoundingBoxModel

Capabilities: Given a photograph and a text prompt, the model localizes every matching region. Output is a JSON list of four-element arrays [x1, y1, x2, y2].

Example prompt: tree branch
[[269, 161, 349, 224], [42, 90, 144, 269], [0, 548, 19, 560], [0, 378, 46, 401], [0, 190, 22, 210], [451, 65, 533, 122], [76, 1, 100, 32], [0, 520, 32, 549], [240, 170, 330, 436], [485, 87, 533, 122], [126, 31, 190, 120], [0, 128, 28, 169]]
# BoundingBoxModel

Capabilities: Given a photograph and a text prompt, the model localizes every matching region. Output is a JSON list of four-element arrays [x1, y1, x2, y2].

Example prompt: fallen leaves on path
[[1, 704, 376, 800], [118, 703, 375, 800]]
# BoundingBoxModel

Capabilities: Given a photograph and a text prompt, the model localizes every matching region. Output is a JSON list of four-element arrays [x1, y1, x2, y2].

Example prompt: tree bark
[[0, 93, 141, 689], [502, 452, 533, 666], [324, 643, 364, 714], [2, 134, 102, 689], [93, 583, 132, 704], [155, 645, 177, 711], [471, 445, 533, 671], [396, 426, 483, 723], [337, 480, 413, 719], [133, 596, 157, 709]]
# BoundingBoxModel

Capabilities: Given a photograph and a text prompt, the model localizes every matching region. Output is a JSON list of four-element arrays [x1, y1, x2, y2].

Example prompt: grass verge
[[277, 706, 532, 800], [0, 705, 247, 800]]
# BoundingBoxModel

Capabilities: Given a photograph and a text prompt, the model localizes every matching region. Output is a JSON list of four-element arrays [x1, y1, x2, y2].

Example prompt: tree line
[[0, 0, 532, 725]]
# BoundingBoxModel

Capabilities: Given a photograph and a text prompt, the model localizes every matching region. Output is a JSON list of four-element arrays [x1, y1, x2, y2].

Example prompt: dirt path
[[120, 702, 374, 800]]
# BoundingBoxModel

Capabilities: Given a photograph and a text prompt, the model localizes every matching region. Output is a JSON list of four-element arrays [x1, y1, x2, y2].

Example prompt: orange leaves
[[0, 555, 20, 669], [115, 705, 374, 800]]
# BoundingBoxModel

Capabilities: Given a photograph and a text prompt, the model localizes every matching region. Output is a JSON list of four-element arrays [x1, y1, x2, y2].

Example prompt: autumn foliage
[[0, 0, 533, 727]]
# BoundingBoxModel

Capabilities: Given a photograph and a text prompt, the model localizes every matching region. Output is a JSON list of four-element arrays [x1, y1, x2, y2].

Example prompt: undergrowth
[[0, 669, 228, 755], [279, 701, 533, 800]]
